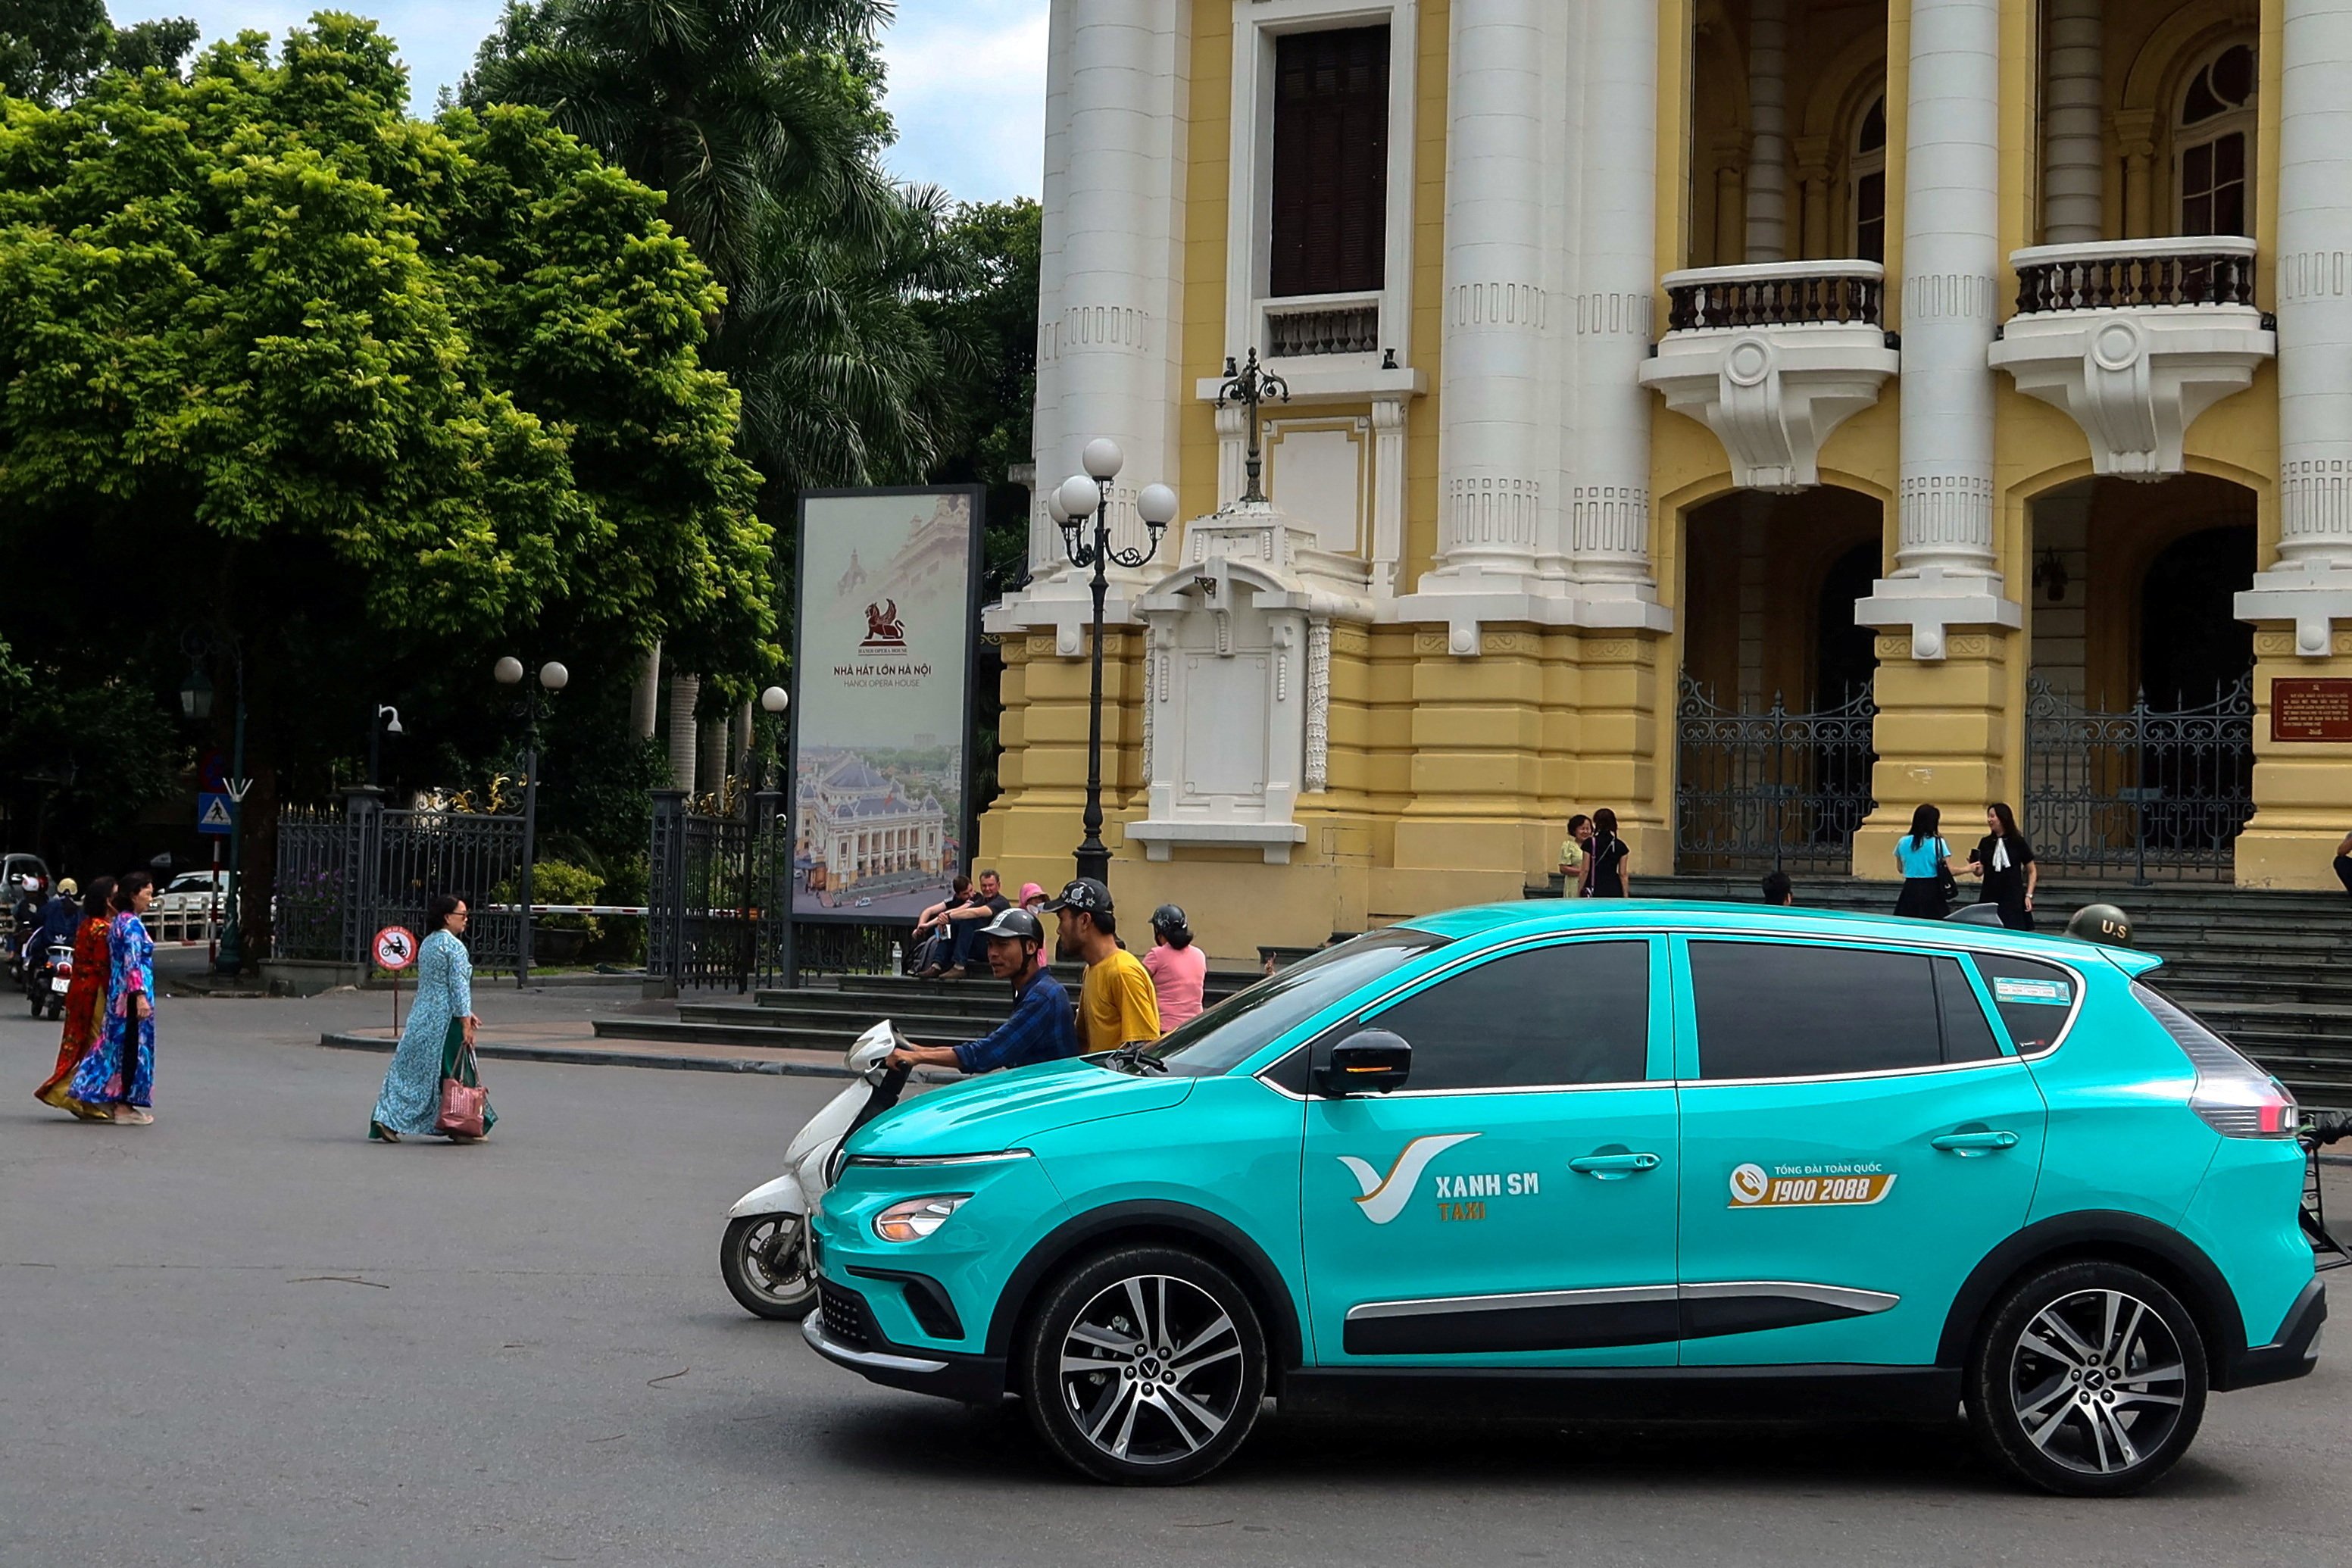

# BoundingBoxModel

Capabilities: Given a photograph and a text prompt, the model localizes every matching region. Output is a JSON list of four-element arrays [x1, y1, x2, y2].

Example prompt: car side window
[[1968, 954, 2079, 1053], [1933, 957, 2006, 1063], [1688, 941, 1965, 1079], [1367, 940, 1650, 1091]]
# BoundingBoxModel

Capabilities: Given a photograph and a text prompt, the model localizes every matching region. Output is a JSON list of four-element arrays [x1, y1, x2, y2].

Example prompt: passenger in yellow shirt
[[1041, 878, 1160, 1051]]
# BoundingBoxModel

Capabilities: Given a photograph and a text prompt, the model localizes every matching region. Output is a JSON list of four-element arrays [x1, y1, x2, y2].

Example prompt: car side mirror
[[1314, 1029, 1412, 1098]]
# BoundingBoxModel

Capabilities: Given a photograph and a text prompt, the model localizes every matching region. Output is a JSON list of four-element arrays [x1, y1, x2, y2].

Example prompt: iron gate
[[273, 792, 526, 970], [2025, 674, 2254, 882], [647, 790, 788, 992], [1675, 676, 1878, 873], [646, 791, 911, 991]]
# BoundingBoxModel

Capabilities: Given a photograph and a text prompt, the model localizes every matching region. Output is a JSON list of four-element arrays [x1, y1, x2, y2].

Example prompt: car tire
[[1017, 1243, 1267, 1485], [720, 1213, 817, 1320], [1966, 1259, 2209, 1497]]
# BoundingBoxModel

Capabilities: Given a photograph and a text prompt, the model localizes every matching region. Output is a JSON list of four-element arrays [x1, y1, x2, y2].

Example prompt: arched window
[[1850, 95, 1887, 264], [2176, 41, 2254, 237]]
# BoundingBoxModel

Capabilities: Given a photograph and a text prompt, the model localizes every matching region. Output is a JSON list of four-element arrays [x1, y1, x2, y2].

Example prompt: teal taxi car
[[801, 902, 2323, 1494]]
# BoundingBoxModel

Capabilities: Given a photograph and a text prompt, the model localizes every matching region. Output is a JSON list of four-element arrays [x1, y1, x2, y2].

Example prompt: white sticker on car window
[[1992, 976, 2071, 1006]]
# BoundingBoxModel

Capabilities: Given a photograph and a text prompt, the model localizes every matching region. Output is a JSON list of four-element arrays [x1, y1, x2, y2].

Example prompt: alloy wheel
[[2007, 1286, 2189, 1477], [733, 1215, 813, 1306], [1055, 1273, 1248, 1466]]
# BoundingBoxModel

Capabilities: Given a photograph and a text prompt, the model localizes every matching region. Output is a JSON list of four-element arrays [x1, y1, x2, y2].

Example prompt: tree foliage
[[464, 0, 968, 496], [0, 0, 198, 105], [0, 14, 775, 943]]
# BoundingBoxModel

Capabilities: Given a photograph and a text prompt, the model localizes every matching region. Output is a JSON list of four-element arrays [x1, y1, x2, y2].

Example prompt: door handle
[[1568, 1152, 1661, 1179], [1931, 1129, 2020, 1156]]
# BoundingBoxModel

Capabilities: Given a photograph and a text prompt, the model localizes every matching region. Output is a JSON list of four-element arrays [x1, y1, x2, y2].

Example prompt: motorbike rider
[[30, 878, 81, 976], [9, 875, 45, 973], [887, 907, 1078, 1074]]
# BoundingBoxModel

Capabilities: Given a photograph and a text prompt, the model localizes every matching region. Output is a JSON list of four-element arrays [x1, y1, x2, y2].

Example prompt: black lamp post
[[495, 657, 567, 986], [1050, 439, 1179, 887]]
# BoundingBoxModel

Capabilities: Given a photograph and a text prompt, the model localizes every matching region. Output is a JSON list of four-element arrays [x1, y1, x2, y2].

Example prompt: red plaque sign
[[2272, 678, 2352, 742]]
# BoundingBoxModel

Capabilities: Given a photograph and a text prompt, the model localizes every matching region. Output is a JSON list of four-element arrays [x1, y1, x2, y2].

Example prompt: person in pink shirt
[[1019, 882, 1048, 914], [1143, 904, 1207, 1035]]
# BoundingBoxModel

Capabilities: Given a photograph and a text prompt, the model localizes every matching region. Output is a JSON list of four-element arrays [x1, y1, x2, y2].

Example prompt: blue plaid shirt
[[954, 967, 1079, 1074]]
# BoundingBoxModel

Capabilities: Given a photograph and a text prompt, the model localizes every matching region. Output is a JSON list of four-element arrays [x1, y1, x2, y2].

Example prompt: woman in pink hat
[[1019, 882, 1048, 913]]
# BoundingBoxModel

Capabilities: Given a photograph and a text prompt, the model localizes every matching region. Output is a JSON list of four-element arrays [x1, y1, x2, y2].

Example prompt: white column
[[1045, 0, 1188, 573], [628, 640, 661, 740], [1026, 0, 1075, 582], [2041, 0, 2104, 245], [1859, 0, 2018, 657], [2241, 0, 2352, 653], [1429, 0, 1550, 589], [1744, 0, 1789, 263], [1570, 0, 1662, 601], [665, 673, 699, 792]]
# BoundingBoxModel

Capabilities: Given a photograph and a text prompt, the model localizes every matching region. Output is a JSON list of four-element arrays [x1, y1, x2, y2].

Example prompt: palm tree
[[723, 183, 973, 493], [464, 0, 899, 295]]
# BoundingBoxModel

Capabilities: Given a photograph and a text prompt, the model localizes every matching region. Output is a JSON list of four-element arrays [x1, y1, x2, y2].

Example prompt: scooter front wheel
[[721, 1213, 818, 1320]]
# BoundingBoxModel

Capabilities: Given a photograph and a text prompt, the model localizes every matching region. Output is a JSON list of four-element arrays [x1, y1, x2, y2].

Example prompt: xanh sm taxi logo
[[1338, 1133, 1543, 1224]]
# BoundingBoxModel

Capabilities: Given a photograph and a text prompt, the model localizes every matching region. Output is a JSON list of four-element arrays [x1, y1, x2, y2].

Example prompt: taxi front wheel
[[1966, 1260, 2210, 1497], [1016, 1243, 1268, 1485]]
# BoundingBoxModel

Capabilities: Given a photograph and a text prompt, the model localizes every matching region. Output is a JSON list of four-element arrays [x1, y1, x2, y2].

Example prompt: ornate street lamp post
[[1217, 348, 1291, 505], [1051, 439, 1179, 886], [495, 657, 568, 986]]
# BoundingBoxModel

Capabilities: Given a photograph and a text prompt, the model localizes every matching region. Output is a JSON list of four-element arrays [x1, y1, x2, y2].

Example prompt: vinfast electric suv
[[801, 903, 2324, 1493]]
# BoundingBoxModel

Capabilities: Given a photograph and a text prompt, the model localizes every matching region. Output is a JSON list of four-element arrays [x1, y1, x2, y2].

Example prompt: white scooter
[[720, 1020, 914, 1320]]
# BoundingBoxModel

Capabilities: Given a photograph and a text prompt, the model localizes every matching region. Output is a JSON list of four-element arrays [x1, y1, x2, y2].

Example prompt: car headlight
[[873, 1195, 970, 1244]]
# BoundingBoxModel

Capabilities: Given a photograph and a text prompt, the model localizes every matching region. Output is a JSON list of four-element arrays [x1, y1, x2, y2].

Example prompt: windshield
[[1119, 927, 1455, 1077]]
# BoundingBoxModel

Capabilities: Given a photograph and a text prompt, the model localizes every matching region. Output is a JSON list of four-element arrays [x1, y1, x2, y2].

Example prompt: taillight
[[2135, 982, 2300, 1139]]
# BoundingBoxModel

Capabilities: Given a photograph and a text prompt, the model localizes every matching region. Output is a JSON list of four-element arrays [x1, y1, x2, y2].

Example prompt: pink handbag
[[436, 1039, 488, 1139]]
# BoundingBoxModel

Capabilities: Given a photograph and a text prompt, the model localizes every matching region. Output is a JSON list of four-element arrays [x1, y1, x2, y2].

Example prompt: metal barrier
[[1675, 676, 1878, 873]]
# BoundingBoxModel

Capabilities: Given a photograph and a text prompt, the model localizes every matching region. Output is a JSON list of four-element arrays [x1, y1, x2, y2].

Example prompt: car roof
[[1401, 898, 2163, 975]]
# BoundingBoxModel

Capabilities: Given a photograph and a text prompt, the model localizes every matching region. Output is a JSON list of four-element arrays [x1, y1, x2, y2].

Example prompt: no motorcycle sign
[[373, 927, 418, 971], [374, 926, 419, 1033]]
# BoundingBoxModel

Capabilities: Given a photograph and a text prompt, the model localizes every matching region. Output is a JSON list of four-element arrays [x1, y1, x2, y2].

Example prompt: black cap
[[979, 907, 1045, 943], [1042, 877, 1112, 916]]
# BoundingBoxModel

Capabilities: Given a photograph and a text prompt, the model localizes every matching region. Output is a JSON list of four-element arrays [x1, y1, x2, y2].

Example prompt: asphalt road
[[3, 987, 2348, 1568]]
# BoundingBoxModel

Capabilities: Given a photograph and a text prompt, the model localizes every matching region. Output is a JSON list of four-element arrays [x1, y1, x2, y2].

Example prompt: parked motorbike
[[26, 940, 68, 1022], [720, 1020, 913, 1320]]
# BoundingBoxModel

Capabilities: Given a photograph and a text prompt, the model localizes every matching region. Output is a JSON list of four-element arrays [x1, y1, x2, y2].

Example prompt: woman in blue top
[[370, 893, 495, 1142], [1891, 804, 1952, 918]]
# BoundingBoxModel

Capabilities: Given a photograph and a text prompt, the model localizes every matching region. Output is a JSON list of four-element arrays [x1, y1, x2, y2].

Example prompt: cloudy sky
[[114, 1, 1049, 204]]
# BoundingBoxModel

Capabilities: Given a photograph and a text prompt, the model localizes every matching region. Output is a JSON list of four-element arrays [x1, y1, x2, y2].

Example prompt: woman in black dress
[[1966, 801, 2038, 929], [1585, 807, 1631, 898]]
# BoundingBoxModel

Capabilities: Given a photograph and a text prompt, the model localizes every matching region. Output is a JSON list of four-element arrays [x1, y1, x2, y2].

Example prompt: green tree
[[0, 0, 198, 104], [0, 15, 774, 954], [462, 0, 897, 296], [464, 0, 969, 494]]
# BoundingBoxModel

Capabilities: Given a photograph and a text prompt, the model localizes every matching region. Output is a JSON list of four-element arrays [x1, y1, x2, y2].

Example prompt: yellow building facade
[[982, 0, 2352, 962]]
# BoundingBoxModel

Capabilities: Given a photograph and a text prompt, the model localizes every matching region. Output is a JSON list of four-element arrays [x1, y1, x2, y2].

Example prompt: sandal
[[370, 1122, 401, 1143], [112, 1107, 153, 1126]]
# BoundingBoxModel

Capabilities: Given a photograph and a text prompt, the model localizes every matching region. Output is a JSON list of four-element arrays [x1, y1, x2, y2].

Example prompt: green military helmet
[[2065, 902, 2134, 948]]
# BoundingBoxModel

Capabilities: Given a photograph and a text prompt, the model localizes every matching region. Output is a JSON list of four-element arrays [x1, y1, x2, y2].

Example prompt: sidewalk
[[317, 1015, 951, 1082]]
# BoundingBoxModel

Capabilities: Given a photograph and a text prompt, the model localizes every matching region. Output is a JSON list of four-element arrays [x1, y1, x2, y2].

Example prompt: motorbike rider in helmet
[[887, 907, 1078, 1074]]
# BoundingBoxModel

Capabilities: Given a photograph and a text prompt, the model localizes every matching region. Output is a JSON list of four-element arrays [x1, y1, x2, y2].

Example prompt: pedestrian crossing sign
[[198, 792, 235, 834]]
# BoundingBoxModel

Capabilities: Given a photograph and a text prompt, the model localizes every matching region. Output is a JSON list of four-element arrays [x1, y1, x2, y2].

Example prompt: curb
[[315, 1032, 954, 1083]]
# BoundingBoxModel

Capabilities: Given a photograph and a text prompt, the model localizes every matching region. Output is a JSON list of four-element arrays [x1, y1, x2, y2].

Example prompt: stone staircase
[[592, 881, 2352, 1107], [591, 964, 1263, 1057]]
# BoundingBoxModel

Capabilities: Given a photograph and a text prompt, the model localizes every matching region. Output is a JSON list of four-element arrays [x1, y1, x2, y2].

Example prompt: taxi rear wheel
[[1016, 1244, 1267, 1485], [1966, 1260, 2208, 1497]]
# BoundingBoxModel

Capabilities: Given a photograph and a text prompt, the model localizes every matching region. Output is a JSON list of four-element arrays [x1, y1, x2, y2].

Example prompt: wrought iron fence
[[1675, 676, 1878, 873], [2024, 674, 2254, 882], [647, 791, 915, 991], [273, 792, 526, 970]]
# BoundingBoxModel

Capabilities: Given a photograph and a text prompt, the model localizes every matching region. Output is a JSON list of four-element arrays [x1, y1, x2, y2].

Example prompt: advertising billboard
[[789, 486, 985, 922]]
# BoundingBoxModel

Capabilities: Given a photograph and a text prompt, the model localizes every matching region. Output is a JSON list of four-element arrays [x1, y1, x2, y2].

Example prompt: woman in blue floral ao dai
[[370, 893, 494, 1142]]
